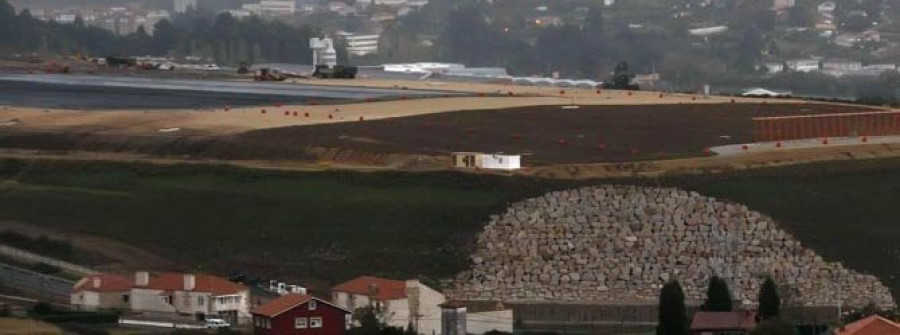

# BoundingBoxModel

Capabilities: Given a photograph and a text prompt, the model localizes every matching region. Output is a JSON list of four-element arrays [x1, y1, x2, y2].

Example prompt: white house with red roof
[[71, 273, 133, 311], [71, 271, 251, 325], [332, 276, 445, 335]]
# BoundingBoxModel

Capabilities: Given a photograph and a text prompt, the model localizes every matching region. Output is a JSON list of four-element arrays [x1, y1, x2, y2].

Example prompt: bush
[[750, 318, 797, 335], [37, 312, 119, 324], [29, 303, 118, 324], [0, 231, 74, 260], [31, 262, 61, 275]]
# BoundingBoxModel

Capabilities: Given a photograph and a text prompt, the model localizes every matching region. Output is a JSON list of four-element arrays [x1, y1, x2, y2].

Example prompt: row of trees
[[0, 0, 319, 65], [657, 276, 790, 335]]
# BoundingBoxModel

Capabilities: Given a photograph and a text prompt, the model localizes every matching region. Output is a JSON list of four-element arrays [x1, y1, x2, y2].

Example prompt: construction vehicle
[[313, 65, 357, 79], [310, 37, 357, 79], [237, 62, 250, 75], [254, 68, 286, 81]]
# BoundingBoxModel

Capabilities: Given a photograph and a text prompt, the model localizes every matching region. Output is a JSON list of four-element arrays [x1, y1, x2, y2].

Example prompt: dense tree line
[[0, 0, 317, 65]]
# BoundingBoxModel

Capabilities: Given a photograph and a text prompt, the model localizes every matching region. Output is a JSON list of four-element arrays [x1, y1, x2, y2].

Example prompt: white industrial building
[[337, 32, 380, 57], [452, 152, 522, 170], [241, 0, 296, 16]]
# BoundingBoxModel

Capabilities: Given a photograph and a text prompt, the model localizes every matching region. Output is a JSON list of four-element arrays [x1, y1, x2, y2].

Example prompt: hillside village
[[6, 0, 898, 102]]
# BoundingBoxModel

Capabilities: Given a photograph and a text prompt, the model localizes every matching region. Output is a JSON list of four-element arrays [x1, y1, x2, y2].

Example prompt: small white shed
[[451, 152, 522, 170]]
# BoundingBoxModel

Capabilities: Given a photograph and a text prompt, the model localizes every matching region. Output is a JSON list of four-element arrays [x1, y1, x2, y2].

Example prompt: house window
[[310, 317, 323, 328], [309, 300, 317, 310], [265, 318, 271, 329], [164, 296, 173, 304], [295, 317, 308, 329], [197, 296, 204, 306], [122, 294, 129, 303]]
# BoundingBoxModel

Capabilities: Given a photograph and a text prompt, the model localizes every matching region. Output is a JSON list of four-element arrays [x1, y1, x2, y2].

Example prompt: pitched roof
[[332, 276, 407, 301], [138, 273, 246, 295], [252, 294, 350, 318], [836, 315, 900, 335], [73, 274, 132, 293], [690, 311, 758, 331]]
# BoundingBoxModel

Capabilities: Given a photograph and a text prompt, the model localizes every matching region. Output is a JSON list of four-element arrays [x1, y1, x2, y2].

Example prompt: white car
[[204, 64, 221, 71], [205, 318, 231, 329]]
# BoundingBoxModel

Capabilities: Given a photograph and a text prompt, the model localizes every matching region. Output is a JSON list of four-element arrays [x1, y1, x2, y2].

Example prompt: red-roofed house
[[71, 271, 251, 325], [252, 294, 351, 335], [130, 271, 250, 325], [332, 276, 445, 335], [835, 315, 900, 335], [690, 311, 758, 335], [71, 274, 134, 311]]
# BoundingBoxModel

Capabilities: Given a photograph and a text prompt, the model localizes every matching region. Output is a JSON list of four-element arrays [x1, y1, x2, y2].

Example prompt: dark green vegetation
[[759, 277, 782, 321], [0, 230, 73, 261], [0, 158, 897, 296], [0, 0, 318, 65], [657, 280, 688, 335], [701, 276, 733, 312]]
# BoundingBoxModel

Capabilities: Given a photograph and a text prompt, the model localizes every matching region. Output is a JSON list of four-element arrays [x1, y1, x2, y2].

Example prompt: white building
[[441, 301, 514, 335], [773, 0, 795, 11], [451, 152, 522, 170], [338, 32, 380, 57], [241, 0, 296, 16], [332, 276, 445, 335], [174, 0, 197, 13], [785, 59, 820, 72], [375, 0, 408, 7], [72, 271, 251, 325], [54, 14, 77, 24], [260, 0, 296, 15], [818, 1, 836, 14]]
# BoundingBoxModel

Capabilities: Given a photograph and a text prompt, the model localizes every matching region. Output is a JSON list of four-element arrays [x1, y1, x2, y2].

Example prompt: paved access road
[[0, 263, 73, 304], [0, 74, 454, 109]]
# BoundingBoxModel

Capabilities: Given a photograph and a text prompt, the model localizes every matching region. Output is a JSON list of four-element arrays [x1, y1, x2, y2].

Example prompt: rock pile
[[450, 186, 894, 309]]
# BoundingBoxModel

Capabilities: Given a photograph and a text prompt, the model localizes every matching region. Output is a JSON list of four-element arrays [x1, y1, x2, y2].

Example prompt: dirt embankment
[[0, 221, 176, 274], [0, 103, 874, 164]]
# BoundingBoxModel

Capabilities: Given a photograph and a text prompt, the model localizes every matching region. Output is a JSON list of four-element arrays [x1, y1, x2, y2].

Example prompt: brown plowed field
[[231, 103, 875, 164]]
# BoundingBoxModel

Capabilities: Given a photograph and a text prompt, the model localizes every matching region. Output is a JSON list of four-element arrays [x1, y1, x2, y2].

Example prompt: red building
[[252, 294, 351, 335]]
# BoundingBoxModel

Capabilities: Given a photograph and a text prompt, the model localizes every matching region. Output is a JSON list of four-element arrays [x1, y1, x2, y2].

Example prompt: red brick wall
[[753, 111, 900, 142]]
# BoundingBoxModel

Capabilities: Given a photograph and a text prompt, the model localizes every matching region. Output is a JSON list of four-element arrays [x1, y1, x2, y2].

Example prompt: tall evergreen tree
[[702, 276, 733, 312], [758, 277, 781, 321], [657, 280, 688, 335]]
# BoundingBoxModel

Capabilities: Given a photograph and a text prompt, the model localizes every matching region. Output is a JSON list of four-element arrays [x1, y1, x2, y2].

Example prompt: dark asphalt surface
[[0, 263, 73, 304], [0, 74, 456, 109]]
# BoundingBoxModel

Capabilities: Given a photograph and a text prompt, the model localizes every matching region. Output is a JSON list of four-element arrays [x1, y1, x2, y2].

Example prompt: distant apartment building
[[337, 32, 380, 57], [240, 0, 296, 16], [374, 0, 408, 7], [773, 0, 795, 11], [174, 0, 197, 13], [786, 59, 820, 72], [822, 60, 863, 72], [53, 14, 77, 24]]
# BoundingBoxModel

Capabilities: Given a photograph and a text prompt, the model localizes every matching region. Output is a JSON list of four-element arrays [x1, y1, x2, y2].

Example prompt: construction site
[[1, 47, 900, 334]]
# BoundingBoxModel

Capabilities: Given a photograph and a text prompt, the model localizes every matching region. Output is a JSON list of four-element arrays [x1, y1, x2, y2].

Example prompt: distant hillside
[[10, 0, 246, 11]]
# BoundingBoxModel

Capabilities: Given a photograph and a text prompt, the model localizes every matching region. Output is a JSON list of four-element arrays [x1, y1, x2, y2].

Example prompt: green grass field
[[0, 158, 897, 297]]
